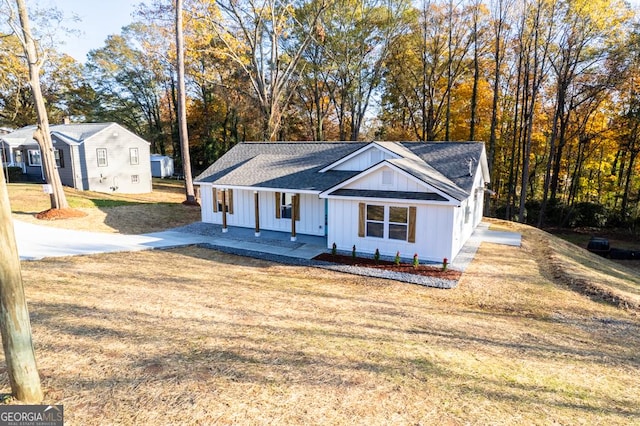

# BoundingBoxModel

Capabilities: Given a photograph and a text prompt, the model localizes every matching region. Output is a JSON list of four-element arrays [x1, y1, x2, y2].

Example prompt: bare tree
[[516, 0, 555, 223], [6, 0, 69, 210], [175, 0, 197, 204], [200, 0, 329, 141], [0, 169, 43, 403]]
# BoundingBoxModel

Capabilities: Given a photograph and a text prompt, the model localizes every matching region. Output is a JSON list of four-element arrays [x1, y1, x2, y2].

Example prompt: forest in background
[[1, 0, 639, 230]]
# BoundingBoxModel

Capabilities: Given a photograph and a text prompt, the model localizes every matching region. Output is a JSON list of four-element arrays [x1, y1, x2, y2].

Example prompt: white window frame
[[131, 174, 140, 184], [97, 148, 108, 167], [366, 204, 385, 238], [388, 206, 408, 241], [365, 204, 409, 241], [129, 148, 139, 165], [27, 149, 41, 166]]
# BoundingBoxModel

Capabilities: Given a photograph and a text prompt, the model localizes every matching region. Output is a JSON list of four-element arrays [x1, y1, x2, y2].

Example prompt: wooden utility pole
[[14, 0, 68, 210], [175, 0, 198, 205], [0, 170, 43, 403]]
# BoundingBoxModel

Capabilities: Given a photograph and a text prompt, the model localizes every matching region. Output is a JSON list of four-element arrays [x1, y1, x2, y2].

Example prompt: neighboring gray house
[[0, 123, 152, 194], [195, 141, 490, 262]]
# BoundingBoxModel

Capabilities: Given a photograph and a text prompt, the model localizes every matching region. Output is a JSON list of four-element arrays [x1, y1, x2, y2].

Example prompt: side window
[[54, 148, 64, 168], [97, 148, 108, 167], [129, 148, 139, 165], [27, 149, 41, 166]]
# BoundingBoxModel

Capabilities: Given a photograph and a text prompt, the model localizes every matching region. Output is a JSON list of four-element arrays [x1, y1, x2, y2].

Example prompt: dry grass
[[8, 179, 201, 234], [4, 184, 640, 423], [2, 221, 639, 425]]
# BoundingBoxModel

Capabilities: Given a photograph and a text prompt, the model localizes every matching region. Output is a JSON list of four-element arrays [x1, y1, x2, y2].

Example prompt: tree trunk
[[16, 0, 68, 210], [0, 167, 43, 403], [176, 0, 197, 205]]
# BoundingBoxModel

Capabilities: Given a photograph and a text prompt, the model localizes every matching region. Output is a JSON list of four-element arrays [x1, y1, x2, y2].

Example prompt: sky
[[46, 0, 138, 63], [39, 0, 640, 63]]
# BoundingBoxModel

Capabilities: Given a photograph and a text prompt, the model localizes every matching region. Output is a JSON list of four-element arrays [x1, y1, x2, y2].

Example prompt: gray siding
[[79, 125, 152, 194], [52, 141, 74, 187]]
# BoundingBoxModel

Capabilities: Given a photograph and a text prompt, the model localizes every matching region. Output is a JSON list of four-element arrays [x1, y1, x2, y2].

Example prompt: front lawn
[[4, 223, 638, 425], [7, 179, 201, 234]]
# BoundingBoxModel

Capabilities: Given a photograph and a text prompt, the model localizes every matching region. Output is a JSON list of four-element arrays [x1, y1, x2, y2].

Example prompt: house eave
[[194, 181, 321, 195], [318, 142, 401, 173], [320, 192, 460, 207], [319, 160, 463, 203]]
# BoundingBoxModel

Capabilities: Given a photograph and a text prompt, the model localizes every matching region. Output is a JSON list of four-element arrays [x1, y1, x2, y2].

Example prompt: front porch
[[175, 222, 328, 260]]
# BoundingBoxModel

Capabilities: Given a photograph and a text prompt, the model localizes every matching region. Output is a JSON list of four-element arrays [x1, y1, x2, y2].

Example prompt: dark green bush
[[568, 202, 608, 228], [2, 166, 24, 182]]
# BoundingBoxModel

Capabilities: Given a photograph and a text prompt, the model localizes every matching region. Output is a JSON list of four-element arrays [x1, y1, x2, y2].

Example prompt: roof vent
[[468, 158, 475, 176]]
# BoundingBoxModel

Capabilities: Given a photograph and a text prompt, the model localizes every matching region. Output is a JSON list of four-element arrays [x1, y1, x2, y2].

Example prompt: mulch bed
[[35, 208, 87, 220], [314, 253, 462, 280]]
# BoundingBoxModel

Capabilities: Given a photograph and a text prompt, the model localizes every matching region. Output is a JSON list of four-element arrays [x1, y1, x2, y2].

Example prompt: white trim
[[194, 182, 320, 195], [322, 193, 459, 207], [318, 142, 401, 173], [319, 161, 458, 203]]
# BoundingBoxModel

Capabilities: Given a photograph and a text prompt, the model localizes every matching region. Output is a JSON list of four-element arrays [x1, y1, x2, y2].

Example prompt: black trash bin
[[586, 237, 610, 257]]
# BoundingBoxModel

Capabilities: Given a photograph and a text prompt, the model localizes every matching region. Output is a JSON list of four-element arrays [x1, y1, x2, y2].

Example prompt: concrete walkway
[[13, 220, 521, 269]]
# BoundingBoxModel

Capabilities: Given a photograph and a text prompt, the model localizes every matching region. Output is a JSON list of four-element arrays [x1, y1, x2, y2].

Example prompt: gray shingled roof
[[50, 123, 114, 142], [1, 123, 116, 147], [0, 126, 38, 147], [195, 141, 486, 199], [386, 157, 468, 200], [196, 142, 368, 191], [402, 142, 484, 195]]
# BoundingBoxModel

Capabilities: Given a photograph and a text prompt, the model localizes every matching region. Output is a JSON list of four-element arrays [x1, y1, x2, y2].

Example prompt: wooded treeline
[[2, 0, 640, 229]]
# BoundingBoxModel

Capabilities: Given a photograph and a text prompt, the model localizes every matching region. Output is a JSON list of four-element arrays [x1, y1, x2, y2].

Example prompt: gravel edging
[[196, 242, 459, 289]]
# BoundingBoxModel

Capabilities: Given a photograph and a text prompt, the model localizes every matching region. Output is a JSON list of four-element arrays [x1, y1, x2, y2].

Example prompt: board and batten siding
[[199, 185, 326, 236], [450, 160, 486, 256], [332, 147, 393, 171], [345, 165, 433, 193], [326, 198, 454, 262]]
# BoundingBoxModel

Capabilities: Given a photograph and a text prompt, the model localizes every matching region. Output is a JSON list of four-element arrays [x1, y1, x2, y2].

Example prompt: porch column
[[221, 189, 228, 233], [290, 194, 298, 242], [254, 191, 260, 237]]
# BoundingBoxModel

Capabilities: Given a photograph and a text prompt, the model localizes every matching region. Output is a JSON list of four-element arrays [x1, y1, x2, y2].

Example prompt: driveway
[[13, 220, 211, 261]]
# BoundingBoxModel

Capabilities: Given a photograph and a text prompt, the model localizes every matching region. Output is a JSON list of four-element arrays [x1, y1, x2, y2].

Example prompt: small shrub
[[352, 245, 356, 259], [412, 253, 419, 269], [331, 242, 337, 256], [374, 248, 380, 264], [394, 251, 401, 265], [570, 202, 608, 228], [3, 166, 23, 182], [442, 257, 448, 271]]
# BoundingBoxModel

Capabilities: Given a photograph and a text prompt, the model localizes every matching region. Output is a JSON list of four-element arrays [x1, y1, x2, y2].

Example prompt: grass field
[[3, 184, 640, 424], [8, 179, 201, 233]]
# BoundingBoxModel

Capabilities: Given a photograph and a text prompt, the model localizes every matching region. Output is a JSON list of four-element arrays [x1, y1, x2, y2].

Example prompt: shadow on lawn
[[29, 297, 640, 420]]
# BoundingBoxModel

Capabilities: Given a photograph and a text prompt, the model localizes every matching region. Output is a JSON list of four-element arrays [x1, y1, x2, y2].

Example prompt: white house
[[194, 141, 490, 262], [0, 123, 152, 194]]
